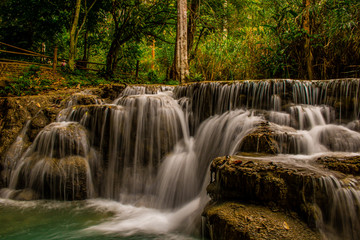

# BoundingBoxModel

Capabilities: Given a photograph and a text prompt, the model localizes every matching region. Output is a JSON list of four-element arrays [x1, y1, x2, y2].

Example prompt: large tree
[[105, 0, 175, 76], [0, 0, 68, 50], [68, 0, 98, 71], [187, 0, 200, 61], [303, 0, 313, 80], [175, 0, 189, 83]]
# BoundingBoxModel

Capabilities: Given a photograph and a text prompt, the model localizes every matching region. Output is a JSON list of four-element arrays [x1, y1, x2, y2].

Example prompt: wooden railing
[[0, 42, 55, 81], [0, 42, 107, 82]]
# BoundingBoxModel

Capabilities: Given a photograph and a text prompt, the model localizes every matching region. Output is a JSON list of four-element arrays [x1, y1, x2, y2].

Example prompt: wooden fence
[[0, 42, 56, 82], [0, 42, 105, 83]]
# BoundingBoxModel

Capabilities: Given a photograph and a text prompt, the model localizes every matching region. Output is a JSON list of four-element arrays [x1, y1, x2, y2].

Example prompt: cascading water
[[3, 121, 95, 200], [1, 79, 360, 239]]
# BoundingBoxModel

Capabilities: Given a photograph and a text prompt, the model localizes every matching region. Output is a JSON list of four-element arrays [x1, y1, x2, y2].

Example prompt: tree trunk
[[187, 0, 199, 61], [106, 38, 121, 76], [69, 0, 82, 71], [81, 28, 89, 69], [223, 0, 228, 37], [135, 60, 140, 80], [175, 0, 189, 83], [151, 39, 156, 70], [303, 0, 313, 80]]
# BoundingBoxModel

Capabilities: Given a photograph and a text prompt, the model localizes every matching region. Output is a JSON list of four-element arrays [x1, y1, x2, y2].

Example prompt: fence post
[[53, 45, 58, 77]]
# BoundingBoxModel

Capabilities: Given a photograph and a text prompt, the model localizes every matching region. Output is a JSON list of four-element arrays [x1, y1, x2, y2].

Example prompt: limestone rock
[[64, 92, 104, 107], [12, 188, 40, 201], [99, 84, 126, 100], [207, 154, 360, 238], [208, 156, 323, 227], [203, 201, 320, 240], [17, 156, 90, 200], [28, 112, 50, 141], [317, 156, 360, 175], [238, 122, 280, 154], [347, 120, 360, 132], [31, 122, 90, 159]]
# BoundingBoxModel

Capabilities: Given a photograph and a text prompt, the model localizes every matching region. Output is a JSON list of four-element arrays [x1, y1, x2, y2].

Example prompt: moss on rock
[[208, 156, 324, 228], [238, 122, 280, 154], [317, 156, 360, 175], [203, 201, 320, 240]]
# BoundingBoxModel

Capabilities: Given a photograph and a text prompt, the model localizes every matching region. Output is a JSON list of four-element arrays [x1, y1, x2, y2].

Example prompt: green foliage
[[0, 65, 52, 96], [0, 64, 112, 96], [1, 0, 360, 83], [147, 70, 159, 83], [165, 80, 179, 85], [61, 70, 111, 88], [189, 73, 203, 82]]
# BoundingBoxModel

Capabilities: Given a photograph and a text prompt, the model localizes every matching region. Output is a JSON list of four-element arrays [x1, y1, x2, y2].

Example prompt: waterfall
[[317, 176, 360, 240], [2, 79, 360, 239], [155, 109, 262, 209], [5, 122, 94, 200]]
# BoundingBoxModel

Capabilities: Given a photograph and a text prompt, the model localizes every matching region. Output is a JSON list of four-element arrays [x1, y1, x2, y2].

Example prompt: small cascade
[[155, 109, 262, 209], [347, 120, 360, 132], [174, 81, 285, 131], [58, 91, 189, 201], [2, 121, 30, 186], [175, 79, 360, 132], [6, 122, 94, 200], [289, 105, 334, 130], [268, 111, 291, 126], [309, 125, 360, 152], [117, 85, 174, 97], [317, 176, 360, 240], [65, 90, 103, 107], [270, 94, 282, 111], [107, 93, 188, 201]]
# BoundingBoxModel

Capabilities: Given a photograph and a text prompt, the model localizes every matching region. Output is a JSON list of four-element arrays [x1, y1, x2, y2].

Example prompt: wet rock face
[[7, 188, 39, 201], [99, 84, 126, 100], [16, 156, 90, 200], [28, 112, 50, 141], [31, 122, 90, 159], [238, 123, 280, 154], [347, 120, 360, 132], [205, 155, 360, 240], [203, 202, 320, 240], [207, 156, 321, 227], [0, 95, 71, 161], [317, 156, 360, 175], [0, 87, 119, 200], [10, 122, 93, 200], [0, 98, 32, 158], [0, 85, 125, 164], [63, 92, 104, 107]]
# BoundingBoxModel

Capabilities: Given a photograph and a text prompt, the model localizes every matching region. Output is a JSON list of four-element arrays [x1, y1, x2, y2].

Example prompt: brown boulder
[[238, 122, 280, 154], [203, 201, 320, 240], [317, 155, 360, 175], [16, 156, 91, 200]]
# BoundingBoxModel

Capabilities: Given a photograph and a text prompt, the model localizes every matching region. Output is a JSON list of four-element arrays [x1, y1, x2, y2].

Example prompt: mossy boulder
[[10, 188, 40, 201], [16, 155, 90, 200], [31, 122, 90, 158], [99, 84, 126, 100], [28, 112, 50, 141], [347, 120, 360, 132], [207, 156, 324, 227], [203, 201, 320, 240], [63, 92, 104, 107], [238, 122, 280, 154], [317, 156, 360, 175]]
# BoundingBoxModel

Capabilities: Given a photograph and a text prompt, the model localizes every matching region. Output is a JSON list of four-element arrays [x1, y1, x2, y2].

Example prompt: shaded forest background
[[0, 0, 359, 85]]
